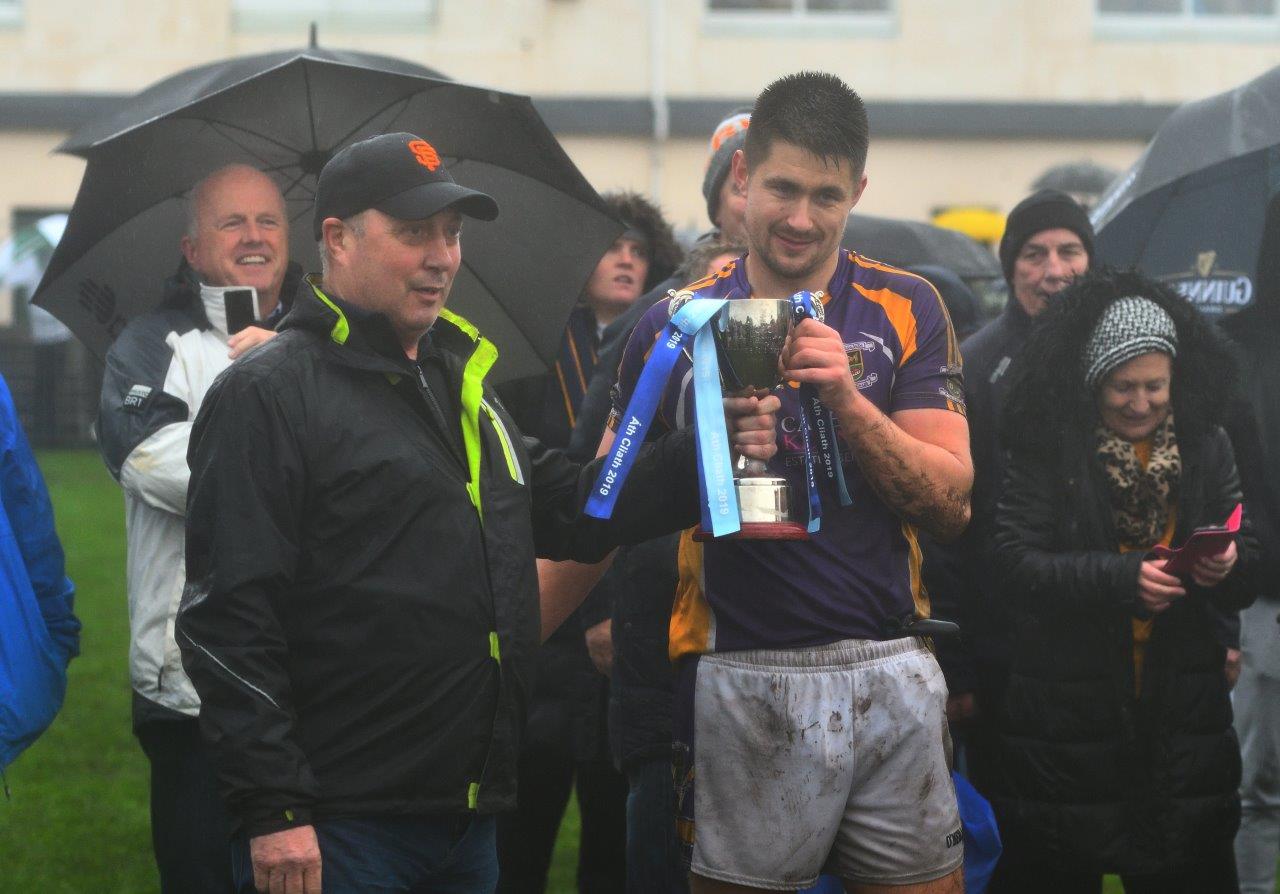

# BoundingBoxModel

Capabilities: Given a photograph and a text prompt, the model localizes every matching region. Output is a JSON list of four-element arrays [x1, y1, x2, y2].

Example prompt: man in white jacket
[[97, 164, 296, 893]]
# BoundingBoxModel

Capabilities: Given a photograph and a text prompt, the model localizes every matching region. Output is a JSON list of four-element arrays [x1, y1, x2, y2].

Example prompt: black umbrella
[[35, 48, 621, 382], [842, 213, 1000, 282], [1032, 160, 1120, 197], [842, 213, 1005, 322], [1092, 64, 1280, 319]]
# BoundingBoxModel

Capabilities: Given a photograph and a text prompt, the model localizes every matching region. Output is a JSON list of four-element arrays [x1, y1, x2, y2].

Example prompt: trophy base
[[692, 521, 810, 542], [692, 477, 810, 541]]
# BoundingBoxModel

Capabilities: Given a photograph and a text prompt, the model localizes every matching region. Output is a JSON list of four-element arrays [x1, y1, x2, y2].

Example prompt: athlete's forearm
[[833, 394, 972, 542], [538, 554, 614, 642]]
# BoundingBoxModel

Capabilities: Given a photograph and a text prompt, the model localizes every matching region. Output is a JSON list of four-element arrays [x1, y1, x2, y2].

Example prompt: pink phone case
[[1149, 503, 1242, 576]]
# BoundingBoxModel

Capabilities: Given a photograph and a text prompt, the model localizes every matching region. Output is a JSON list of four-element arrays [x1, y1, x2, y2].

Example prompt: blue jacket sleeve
[[0, 374, 79, 666]]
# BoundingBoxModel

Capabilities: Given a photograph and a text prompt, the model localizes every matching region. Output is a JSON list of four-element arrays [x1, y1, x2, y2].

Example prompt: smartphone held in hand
[[224, 288, 257, 335], [1149, 503, 1242, 576]]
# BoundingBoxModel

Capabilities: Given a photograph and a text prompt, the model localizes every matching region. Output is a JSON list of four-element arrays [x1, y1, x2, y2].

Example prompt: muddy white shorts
[[673, 637, 963, 890]]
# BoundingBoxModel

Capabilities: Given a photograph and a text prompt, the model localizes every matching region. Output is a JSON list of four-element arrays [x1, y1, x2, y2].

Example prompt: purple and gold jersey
[[608, 249, 965, 661]]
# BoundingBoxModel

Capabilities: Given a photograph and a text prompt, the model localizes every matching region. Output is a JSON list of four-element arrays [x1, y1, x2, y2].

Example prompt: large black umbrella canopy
[[1092, 64, 1280, 318], [36, 50, 621, 382], [57, 47, 447, 156], [842, 213, 1000, 280]]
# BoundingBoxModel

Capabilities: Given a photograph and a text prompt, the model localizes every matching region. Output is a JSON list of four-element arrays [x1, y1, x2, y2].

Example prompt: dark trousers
[[136, 717, 235, 894], [232, 814, 497, 894], [497, 743, 627, 893], [31, 342, 67, 447], [988, 840, 1240, 894], [625, 756, 687, 894]]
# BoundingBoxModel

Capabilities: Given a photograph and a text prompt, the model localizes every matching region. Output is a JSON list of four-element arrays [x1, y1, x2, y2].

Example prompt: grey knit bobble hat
[[1083, 295, 1178, 388], [701, 109, 751, 226]]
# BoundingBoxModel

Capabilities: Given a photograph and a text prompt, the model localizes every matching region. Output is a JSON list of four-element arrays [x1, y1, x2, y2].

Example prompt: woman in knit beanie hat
[[987, 268, 1257, 888]]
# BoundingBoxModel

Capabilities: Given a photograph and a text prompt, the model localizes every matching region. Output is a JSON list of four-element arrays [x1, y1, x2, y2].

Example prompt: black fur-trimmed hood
[[1002, 267, 1240, 460]]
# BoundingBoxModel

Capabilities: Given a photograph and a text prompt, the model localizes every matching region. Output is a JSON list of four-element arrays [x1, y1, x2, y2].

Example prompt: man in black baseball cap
[[176, 130, 780, 894], [312, 131, 498, 239], [310, 131, 498, 352]]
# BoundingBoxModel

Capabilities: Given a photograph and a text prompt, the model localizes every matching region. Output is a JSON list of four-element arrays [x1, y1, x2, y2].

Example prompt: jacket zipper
[[421, 346, 505, 812], [480, 399, 524, 484], [413, 365, 470, 475]]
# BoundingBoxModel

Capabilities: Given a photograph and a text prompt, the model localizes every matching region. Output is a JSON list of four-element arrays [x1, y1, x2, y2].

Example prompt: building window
[[233, 0, 436, 33], [708, 0, 891, 14], [0, 0, 21, 27], [705, 0, 895, 35], [1096, 0, 1280, 37]]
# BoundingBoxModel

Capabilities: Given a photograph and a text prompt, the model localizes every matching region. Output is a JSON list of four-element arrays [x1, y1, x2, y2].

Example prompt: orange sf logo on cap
[[408, 139, 441, 171]]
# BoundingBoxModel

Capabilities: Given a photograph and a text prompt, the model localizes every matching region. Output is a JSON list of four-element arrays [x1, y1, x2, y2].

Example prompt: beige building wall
[[2, 0, 1277, 101], [0, 0, 1277, 303]]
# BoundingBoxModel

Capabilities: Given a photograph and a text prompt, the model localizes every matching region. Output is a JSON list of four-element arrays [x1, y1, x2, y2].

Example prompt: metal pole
[[649, 0, 668, 204]]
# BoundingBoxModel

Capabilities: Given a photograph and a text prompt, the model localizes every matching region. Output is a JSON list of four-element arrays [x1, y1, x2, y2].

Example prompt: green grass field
[[0, 450, 581, 892], [0, 451, 1264, 893]]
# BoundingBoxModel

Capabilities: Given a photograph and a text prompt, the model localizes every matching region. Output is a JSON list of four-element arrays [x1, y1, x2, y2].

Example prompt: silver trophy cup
[[708, 298, 810, 540]]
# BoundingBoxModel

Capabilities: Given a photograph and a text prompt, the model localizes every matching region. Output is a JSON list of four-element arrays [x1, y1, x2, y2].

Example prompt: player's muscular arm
[[837, 401, 971, 542], [782, 318, 972, 542]]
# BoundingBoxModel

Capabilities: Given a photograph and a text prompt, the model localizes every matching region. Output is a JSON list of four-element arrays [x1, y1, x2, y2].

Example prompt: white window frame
[[703, 0, 896, 38], [233, 0, 436, 34], [1095, 0, 1280, 41], [0, 0, 22, 28]]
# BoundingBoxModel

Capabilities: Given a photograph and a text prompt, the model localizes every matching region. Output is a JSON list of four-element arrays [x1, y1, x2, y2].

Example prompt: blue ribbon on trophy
[[788, 290, 854, 523], [585, 294, 740, 537]]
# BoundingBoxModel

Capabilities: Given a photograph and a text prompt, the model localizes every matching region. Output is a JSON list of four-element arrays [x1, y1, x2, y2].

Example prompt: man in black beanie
[[997, 188, 1094, 317], [934, 189, 1093, 791], [972, 189, 1092, 511]]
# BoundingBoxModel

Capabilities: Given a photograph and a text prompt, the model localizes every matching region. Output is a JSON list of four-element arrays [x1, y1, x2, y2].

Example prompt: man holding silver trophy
[[597, 72, 973, 893]]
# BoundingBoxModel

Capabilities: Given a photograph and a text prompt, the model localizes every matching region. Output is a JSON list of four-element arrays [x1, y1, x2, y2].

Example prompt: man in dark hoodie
[[942, 189, 1093, 784], [98, 164, 299, 893], [1220, 192, 1280, 894], [494, 192, 682, 893]]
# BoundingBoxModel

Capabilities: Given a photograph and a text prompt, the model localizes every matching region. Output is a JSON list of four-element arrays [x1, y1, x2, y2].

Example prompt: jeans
[[232, 814, 498, 894], [1234, 599, 1280, 894], [135, 717, 235, 894], [625, 756, 687, 894]]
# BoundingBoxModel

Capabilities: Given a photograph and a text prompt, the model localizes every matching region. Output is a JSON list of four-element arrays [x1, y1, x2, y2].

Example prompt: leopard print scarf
[[1095, 414, 1180, 550]]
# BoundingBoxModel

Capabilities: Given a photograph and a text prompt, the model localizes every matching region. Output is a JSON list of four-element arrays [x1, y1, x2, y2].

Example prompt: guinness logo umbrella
[[1092, 64, 1280, 319]]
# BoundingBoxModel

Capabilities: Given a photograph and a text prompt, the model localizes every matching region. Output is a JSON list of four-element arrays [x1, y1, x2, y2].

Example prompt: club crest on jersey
[[940, 378, 966, 404], [848, 349, 865, 380]]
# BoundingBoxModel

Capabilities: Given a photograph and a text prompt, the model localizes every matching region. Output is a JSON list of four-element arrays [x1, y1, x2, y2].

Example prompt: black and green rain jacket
[[177, 277, 698, 838]]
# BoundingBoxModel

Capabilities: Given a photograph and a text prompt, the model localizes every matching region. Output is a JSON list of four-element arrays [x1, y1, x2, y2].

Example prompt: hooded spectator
[[990, 268, 1256, 890]]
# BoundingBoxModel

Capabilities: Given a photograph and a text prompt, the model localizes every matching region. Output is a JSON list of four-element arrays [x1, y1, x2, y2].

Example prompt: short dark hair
[[744, 72, 869, 176]]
